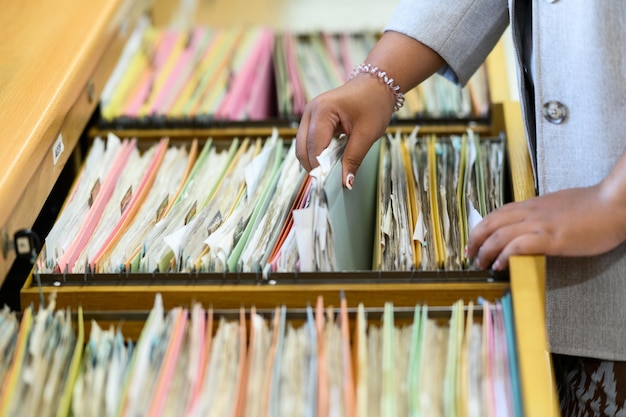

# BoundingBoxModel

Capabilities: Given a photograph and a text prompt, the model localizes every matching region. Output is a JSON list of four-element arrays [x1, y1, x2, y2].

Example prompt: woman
[[295, 0, 626, 414]]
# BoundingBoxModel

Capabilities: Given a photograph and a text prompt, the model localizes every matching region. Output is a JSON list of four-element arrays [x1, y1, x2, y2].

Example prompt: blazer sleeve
[[384, 0, 510, 86]]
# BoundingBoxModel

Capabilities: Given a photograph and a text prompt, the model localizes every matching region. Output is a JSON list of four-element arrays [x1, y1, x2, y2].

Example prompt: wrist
[[350, 63, 405, 112]]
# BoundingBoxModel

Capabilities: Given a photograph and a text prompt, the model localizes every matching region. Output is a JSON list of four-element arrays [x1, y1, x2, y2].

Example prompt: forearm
[[359, 31, 446, 95]]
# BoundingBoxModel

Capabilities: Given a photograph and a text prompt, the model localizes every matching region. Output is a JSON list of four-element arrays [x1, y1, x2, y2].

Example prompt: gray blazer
[[386, 0, 626, 360]]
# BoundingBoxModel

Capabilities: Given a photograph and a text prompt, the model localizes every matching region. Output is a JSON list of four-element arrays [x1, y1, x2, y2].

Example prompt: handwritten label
[[207, 211, 222, 235], [88, 179, 101, 207], [156, 195, 169, 222], [120, 186, 133, 215], [184, 201, 197, 225], [52, 133, 64, 166]]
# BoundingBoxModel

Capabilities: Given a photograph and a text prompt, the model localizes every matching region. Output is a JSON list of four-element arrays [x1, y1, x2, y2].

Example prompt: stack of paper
[[100, 22, 491, 125], [101, 23, 276, 123], [0, 293, 523, 416], [375, 129, 505, 271], [0, 297, 84, 417], [39, 127, 505, 276], [71, 321, 134, 417], [0, 306, 19, 394], [266, 134, 379, 273]]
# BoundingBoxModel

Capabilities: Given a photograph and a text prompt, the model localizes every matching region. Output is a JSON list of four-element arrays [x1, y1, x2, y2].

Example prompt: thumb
[[341, 129, 379, 190]]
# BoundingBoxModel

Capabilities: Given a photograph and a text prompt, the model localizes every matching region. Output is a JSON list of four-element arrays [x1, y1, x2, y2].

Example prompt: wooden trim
[[21, 271, 509, 312], [485, 36, 512, 103], [491, 101, 537, 202], [510, 256, 560, 417], [87, 123, 495, 142]]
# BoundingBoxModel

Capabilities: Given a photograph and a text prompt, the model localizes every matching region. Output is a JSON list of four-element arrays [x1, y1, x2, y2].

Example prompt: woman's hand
[[467, 180, 626, 271], [295, 31, 445, 189], [295, 75, 395, 189]]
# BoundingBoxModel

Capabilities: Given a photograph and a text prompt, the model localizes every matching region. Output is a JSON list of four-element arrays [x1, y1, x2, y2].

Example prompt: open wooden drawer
[[1, 0, 557, 413], [19, 101, 560, 416]]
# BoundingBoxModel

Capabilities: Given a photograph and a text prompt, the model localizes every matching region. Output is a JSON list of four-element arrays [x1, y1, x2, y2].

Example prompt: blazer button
[[542, 100, 567, 124]]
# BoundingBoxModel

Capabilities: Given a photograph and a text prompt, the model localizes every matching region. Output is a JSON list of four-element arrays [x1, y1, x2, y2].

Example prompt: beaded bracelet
[[350, 63, 405, 111]]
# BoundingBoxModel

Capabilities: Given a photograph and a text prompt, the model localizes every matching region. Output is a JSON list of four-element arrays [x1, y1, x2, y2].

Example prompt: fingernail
[[463, 245, 468, 257], [473, 258, 481, 270], [492, 259, 502, 271], [346, 173, 355, 190]]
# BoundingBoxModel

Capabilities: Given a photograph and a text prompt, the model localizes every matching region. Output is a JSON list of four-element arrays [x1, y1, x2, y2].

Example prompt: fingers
[[295, 96, 340, 172], [466, 202, 529, 258], [471, 220, 548, 271], [485, 232, 549, 271], [467, 201, 536, 271], [341, 126, 378, 189], [295, 109, 313, 171]]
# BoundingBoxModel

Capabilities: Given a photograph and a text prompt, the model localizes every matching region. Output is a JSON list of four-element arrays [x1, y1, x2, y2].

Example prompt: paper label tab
[[52, 133, 64, 166]]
